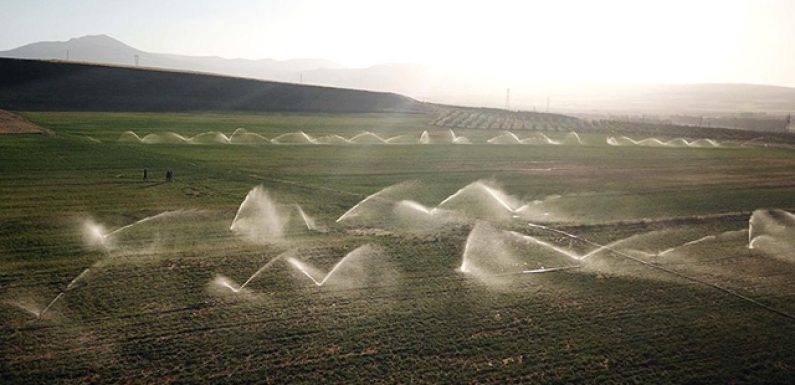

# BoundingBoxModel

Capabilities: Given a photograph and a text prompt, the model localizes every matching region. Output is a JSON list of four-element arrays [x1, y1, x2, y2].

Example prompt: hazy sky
[[2, 0, 795, 86]]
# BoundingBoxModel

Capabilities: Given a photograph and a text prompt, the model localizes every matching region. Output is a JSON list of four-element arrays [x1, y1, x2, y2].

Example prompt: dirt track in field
[[0, 110, 52, 134]]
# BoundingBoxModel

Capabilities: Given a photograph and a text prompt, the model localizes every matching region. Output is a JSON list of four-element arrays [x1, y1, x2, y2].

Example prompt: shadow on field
[[136, 182, 168, 189]]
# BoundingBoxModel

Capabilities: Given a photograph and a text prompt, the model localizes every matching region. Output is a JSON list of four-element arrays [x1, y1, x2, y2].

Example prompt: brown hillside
[[0, 110, 51, 134]]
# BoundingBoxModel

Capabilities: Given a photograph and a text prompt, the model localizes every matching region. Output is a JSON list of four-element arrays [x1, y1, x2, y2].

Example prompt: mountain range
[[2, 35, 795, 115], [0, 34, 341, 81]]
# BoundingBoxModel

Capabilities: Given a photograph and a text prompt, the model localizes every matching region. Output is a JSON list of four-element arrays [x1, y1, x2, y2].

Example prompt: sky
[[2, 0, 795, 86]]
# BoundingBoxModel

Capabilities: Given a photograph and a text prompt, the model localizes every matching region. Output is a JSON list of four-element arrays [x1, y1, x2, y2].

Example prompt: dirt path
[[0, 110, 52, 134]]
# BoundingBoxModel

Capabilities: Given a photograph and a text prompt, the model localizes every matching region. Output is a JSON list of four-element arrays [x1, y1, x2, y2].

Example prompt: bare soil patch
[[0, 110, 52, 134]]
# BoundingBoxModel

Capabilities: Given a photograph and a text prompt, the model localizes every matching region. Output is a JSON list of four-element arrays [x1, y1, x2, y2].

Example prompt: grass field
[[1, 111, 794, 384]]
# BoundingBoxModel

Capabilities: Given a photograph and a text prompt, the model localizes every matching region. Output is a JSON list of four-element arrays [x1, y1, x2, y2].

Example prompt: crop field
[[431, 107, 795, 146], [2, 111, 795, 384], [431, 108, 589, 132]]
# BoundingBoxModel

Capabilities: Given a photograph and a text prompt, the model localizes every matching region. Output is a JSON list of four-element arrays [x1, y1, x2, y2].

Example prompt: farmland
[[431, 107, 795, 144], [1, 111, 795, 384]]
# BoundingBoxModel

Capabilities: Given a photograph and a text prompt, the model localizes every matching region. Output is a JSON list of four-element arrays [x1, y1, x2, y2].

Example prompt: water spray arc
[[606, 135, 725, 148], [507, 231, 582, 261], [348, 131, 388, 144], [37, 267, 91, 318], [336, 193, 380, 223], [103, 210, 192, 239], [216, 253, 288, 293], [458, 223, 581, 278], [438, 181, 521, 214], [656, 234, 721, 258], [120, 129, 605, 146], [419, 130, 430, 144], [271, 131, 317, 144], [396, 200, 439, 216], [294, 204, 318, 231], [335, 182, 414, 223], [286, 245, 377, 287], [520, 266, 580, 274], [287, 258, 346, 286], [40, 211, 197, 319], [525, 222, 795, 321], [229, 186, 320, 243], [448, 129, 471, 144]]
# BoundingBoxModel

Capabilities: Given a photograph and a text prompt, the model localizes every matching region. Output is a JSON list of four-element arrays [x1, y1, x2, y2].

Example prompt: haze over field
[[2, 0, 795, 113], [3, 2, 795, 384]]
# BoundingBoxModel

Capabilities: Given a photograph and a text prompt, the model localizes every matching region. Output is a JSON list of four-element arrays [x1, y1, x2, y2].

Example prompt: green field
[[2, 111, 794, 384]]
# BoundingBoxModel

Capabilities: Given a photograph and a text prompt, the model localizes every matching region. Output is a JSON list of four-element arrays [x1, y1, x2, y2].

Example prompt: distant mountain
[[2, 35, 795, 115], [0, 35, 343, 81], [0, 58, 426, 114]]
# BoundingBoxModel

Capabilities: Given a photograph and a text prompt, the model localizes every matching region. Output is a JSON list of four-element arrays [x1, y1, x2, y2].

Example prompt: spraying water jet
[[36, 267, 92, 319], [524, 221, 795, 320], [336, 182, 418, 223], [214, 252, 290, 293], [459, 222, 580, 284], [230, 186, 289, 243], [286, 244, 382, 287], [419, 130, 430, 144], [438, 181, 523, 221]]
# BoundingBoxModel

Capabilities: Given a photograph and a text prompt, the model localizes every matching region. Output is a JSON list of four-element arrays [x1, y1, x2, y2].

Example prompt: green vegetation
[[1, 111, 794, 384], [432, 107, 587, 131], [433, 106, 795, 144]]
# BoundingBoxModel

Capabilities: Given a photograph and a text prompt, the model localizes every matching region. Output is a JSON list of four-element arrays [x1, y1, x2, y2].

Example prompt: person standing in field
[[143, 168, 148, 180]]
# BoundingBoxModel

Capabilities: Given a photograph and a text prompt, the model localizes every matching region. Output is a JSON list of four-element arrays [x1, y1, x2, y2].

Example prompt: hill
[[0, 58, 426, 113], [0, 34, 342, 81], [4, 35, 795, 114]]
